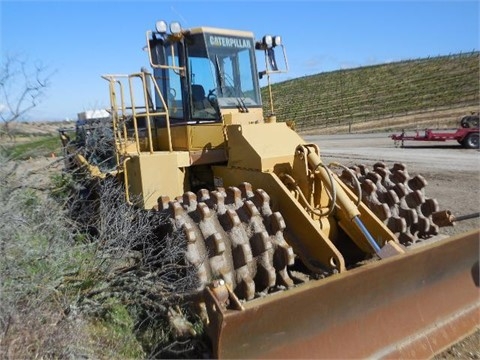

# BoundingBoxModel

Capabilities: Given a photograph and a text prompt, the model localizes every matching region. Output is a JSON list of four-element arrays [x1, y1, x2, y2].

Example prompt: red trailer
[[391, 114, 479, 149]]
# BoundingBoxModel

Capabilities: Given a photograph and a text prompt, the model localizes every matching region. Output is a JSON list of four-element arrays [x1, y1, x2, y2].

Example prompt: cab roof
[[186, 26, 255, 38]]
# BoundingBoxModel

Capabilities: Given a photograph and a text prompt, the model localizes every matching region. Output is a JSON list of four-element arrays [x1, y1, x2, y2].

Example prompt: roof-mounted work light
[[272, 35, 282, 47], [155, 20, 168, 34], [262, 35, 273, 48], [169, 22, 182, 35], [154, 20, 182, 36], [256, 34, 282, 50]]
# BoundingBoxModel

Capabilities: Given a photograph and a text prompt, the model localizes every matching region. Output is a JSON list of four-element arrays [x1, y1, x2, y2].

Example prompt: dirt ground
[[302, 132, 480, 359]]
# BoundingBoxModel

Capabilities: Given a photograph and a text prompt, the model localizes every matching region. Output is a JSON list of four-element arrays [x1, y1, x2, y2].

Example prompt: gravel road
[[303, 132, 479, 172]]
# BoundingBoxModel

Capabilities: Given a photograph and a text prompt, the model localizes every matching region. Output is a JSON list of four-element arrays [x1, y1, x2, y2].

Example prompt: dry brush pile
[[0, 153, 210, 359]]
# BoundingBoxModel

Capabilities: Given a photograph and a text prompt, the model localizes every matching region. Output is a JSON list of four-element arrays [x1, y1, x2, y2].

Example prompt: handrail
[[128, 72, 172, 153], [106, 77, 121, 165], [127, 76, 142, 154], [145, 30, 185, 75], [117, 79, 128, 153], [102, 74, 130, 156], [102, 71, 173, 157], [262, 45, 289, 116], [122, 156, 133, 205], [148, 72, 172, 151], [141, 73, 155, 154]]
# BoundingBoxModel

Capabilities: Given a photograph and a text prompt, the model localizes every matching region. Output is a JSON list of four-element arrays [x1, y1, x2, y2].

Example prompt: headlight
[[273, 35, 282, 47], [155, 20, 168, 34], [170, 22, 182, 35], [262, 35, 273, 48]]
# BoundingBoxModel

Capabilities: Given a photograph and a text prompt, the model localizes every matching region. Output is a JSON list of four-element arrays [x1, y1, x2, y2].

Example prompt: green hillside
[[261, 52, 479, 132]]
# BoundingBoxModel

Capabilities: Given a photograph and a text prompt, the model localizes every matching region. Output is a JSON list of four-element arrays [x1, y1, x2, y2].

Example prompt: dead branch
[[0, 55, 54, 140]]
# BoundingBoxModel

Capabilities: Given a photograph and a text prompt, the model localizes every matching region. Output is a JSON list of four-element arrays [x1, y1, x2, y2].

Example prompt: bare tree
[[0, 54, 54, 141]]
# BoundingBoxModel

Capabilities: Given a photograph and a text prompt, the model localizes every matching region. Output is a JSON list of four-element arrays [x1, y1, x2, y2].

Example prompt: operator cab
[[148, 23, 262, 125], [102, 21, 286, 156]]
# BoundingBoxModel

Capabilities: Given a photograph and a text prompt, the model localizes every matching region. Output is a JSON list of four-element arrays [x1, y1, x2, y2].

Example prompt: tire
[[463, 132, 479, 149], [460, 115, 479, 129]]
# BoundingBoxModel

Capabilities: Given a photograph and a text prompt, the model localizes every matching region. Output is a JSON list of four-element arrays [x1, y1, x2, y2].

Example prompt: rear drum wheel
[[337, 162, 449, 245]]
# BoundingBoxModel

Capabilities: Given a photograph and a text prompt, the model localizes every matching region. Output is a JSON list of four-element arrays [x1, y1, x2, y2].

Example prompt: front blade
[[207, 230, 479, 359]]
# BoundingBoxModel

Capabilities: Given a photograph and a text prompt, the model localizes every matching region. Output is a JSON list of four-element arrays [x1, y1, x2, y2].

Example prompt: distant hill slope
[[261, 52, 479, 133]]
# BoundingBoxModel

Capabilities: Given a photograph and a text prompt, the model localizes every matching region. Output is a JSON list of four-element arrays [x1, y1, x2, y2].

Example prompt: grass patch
[[87, 302, 145, 359], [1, 134, 62, 159]]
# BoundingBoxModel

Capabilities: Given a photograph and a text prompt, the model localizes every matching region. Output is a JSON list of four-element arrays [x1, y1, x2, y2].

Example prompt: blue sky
[[1, 0, 479, 121]]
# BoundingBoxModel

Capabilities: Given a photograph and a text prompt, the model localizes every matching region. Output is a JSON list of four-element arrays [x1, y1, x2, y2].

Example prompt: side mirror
[[267, 48, 278, 71]]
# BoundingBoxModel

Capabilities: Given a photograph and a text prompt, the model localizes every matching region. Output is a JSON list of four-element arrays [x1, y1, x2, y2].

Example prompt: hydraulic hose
[[304, 148, 360, 221], [283, 173, 335, 218], [313, 162, 337, 214], [328, 162, 362, 207], [302, 145, 382, 253]]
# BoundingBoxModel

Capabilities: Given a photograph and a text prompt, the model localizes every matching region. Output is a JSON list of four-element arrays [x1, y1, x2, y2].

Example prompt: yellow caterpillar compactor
[[60, 21, 479, 359]]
